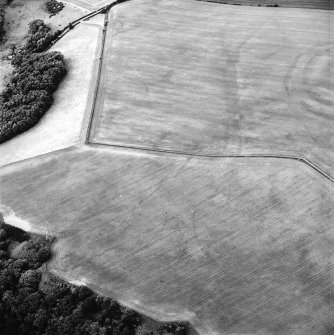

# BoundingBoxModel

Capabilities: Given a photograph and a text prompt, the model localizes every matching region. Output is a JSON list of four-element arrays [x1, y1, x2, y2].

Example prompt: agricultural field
[[1, 0, 334, 334], [1, 147, 334, 335], [90, 0, 334, 177], [62, 0, 113, 11], [199, 0, 333, 10]]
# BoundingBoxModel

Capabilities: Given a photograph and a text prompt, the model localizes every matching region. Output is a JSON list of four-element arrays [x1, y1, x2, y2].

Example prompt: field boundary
[[195, 0, 334, 10], [84, 8, 111, 144], [1, 0, 333, 186], [84, 0, 334, 185], [87, 142, 334, 183], [2, 2, 333, 335], [0, 146, 77, 173]]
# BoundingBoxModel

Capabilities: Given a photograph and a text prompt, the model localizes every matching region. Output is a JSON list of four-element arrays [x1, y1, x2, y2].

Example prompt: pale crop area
[[203, 0, 333, 10], [62, 0, 113, 11], [0, 15, 104, 167], [1, 0, 333, 334], [90, 0, 334, 177], [1, 148, 333, 335]]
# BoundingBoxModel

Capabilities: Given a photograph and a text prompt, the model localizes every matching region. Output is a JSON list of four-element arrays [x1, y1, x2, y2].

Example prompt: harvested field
[[198, 0, 333, 10], [62, 0, 112, 11], [0, 16, 104, 167], [90, 0, 334, 177], [1, 147, 333, 335], [1, 0, 334, 333]]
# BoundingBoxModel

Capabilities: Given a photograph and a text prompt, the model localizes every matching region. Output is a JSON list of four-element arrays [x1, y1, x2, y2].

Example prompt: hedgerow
[[0, 20, 66, 144]]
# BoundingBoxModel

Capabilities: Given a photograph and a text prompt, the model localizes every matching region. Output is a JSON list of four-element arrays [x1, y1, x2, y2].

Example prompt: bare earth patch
[[90, 0, 334, 177], [1, 147, 333, 335]]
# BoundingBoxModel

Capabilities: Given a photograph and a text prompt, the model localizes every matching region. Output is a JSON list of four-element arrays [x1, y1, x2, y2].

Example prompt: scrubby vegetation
[[45, 0, 64, 15], [0, 20, 66, 144], [0, 216, 189, 335]]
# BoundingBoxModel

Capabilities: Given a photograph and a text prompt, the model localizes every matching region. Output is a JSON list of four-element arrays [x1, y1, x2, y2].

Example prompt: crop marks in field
[[1, 148, 333, 335], [90, 0, 334, 177]]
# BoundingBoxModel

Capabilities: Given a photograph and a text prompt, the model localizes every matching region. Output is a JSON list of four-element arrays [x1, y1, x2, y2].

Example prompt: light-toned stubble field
[[1, 148, 334, 335], [90, 0, 334, 177], [200, 0, 333, 10], [1, 0, 334, 334]]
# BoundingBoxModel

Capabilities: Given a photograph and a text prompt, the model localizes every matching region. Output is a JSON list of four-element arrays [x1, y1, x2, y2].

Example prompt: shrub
[[28, 19, 46, 35], [45, 0, 65, 15]]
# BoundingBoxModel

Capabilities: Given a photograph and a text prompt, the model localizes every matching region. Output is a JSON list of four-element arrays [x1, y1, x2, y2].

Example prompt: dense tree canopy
[[0, 216, 188, 335], [0, 20, 66, 144]]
